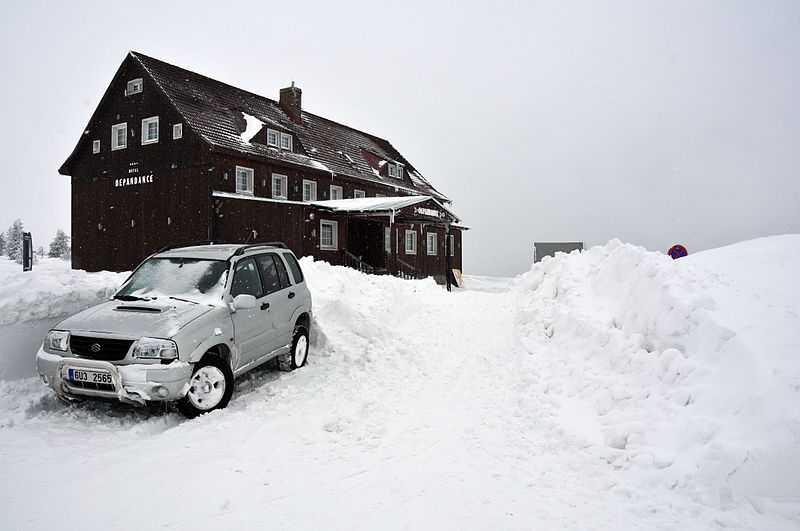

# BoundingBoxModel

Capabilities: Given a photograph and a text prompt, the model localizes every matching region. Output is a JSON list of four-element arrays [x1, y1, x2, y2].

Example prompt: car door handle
[[261, 302, 270, 310], [288, 292, 296, 299]]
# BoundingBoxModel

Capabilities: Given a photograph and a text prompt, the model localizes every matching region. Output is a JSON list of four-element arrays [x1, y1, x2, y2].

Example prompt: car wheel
[[178, 355, 234, 418], [278, 326, 309, 372]]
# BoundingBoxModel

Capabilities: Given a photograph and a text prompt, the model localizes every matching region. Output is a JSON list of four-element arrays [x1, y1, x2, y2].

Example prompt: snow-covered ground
[[0, 237, 798, 529]]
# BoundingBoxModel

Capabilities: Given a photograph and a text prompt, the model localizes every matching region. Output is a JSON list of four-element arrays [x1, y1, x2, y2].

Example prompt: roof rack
[[156, 240, 225, 253], [232, 242, 289, 256]]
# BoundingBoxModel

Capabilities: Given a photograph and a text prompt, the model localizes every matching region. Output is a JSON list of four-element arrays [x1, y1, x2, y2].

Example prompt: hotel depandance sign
[[413, 206, 445, 219], [115, 173, 154, 188]]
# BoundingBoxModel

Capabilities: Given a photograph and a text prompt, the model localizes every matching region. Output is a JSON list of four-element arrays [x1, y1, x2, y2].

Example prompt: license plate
[[67, 368, 114, 385]]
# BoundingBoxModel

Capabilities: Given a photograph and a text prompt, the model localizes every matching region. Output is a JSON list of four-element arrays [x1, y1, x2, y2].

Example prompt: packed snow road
[[1, 237, 799, 529]]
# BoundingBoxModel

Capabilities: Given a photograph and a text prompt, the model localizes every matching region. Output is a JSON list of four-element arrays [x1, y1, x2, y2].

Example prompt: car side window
[[283, 252, 304, 284], [255, 254, 285, 295], [273, 254, 291, 289], [230, 257, 263, 298]]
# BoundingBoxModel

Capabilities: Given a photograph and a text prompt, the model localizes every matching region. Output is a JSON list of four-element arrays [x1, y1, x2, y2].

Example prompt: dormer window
[[126, 78, 143, 95], [388, 162, 403, 179], [280, 132, 292, 151], [267, 129, 279, 147]]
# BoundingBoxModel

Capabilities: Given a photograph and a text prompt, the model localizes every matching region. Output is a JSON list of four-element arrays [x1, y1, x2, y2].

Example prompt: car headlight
[[46, 330, 70, 352], [132, 338, 178, 360]]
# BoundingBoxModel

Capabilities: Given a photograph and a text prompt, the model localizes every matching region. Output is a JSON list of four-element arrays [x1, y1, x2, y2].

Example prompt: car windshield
[[115, 258, 229, 305]]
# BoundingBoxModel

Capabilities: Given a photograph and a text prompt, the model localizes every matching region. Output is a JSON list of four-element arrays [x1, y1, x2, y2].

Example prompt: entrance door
[[348, 219, 386, 269]]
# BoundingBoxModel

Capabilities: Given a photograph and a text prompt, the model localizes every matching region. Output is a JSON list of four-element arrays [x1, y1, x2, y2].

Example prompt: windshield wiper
[[169, 296, 199, 305], [114, 295, 152, 301]]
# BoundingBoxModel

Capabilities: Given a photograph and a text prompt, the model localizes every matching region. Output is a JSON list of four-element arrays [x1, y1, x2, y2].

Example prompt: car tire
[[278, 326, 309, 372], [178, 355, 234, 418]]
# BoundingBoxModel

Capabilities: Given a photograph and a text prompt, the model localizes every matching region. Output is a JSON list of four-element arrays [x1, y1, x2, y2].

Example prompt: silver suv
[[36, 242, 313, 418]]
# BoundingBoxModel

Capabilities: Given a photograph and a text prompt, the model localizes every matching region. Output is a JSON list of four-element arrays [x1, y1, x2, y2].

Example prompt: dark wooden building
[[60, 52, 465, 283]]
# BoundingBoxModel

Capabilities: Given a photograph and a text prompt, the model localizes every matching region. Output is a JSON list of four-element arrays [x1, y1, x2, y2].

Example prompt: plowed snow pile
[[0, 237, 798, 529], [514, 236, 800, 526]]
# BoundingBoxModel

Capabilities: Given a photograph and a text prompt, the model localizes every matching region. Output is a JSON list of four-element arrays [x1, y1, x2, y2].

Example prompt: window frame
[[354, 189, 365, 199], [111, 123, 127, 151], [266, 129, 279, 147], [329, 185, 343, 200], [141, 116, 159, 145], [427, 232, 437, 255], [126, 78, 143, 95], [272, 173, 288, 199], [388, 164, 397, 178], [302, 179, 317, 202], [173, 123, 183, 139], [449, 234, 455, 257], [92, 140, 100, 154], [320, 220, 338, 250], [405, 230, 417, 255], [235, 166, 254, 195], [280, 132, 292, 151]]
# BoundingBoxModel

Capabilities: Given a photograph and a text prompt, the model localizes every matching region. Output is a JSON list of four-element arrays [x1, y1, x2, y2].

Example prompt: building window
[[126, 78, 143, 95], [320, 220, 338, 250], [235, 166, 254, 195], [272, 173, 288, 199], [267, 129, 279, 147], [405, 230, 417, 255], [397, 163, 404, 180], [173, 123, 182, 139], [330, 185, 343, 200], [92, 140, 100, 154], [376, 193, 386, 198], [449, 234, 455, 257], [280, 132, 292, 151], [354, 189, 365, 198], [141, 116, 159, 145], [388, 162, 404, 179], [385, 227, 391, 253], [111, 123, 127, 150], [303, 180, 317, 202], [427, 233, 437, 255]]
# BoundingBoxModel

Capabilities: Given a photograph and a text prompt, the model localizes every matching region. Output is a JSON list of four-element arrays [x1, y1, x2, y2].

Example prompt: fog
[[1, 0, 798, 275]]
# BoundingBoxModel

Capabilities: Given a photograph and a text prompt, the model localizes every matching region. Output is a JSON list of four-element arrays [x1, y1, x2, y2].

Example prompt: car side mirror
[[231, 294, 257, 311]]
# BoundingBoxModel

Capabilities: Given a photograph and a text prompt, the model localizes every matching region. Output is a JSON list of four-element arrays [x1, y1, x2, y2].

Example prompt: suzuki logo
[[90, 343, 102, 353]]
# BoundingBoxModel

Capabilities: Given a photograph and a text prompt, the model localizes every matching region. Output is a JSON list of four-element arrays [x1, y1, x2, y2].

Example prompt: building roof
[[129, 52, 449, 201]]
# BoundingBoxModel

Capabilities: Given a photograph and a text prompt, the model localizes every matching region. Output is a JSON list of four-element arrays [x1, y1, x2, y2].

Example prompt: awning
[[311, 196, 464, 224]]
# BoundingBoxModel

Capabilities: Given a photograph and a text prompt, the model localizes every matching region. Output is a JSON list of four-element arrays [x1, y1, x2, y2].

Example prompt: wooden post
[[389, 210, 397, 276], [445, 225, 452, 292]]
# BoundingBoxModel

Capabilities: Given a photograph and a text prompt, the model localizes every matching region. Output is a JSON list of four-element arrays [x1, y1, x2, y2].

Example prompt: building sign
[[414, 206, 443, 218], [115, 173, 154, 188]]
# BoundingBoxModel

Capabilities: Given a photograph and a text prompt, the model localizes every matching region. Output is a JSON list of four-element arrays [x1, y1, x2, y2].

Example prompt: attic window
[[92, 140, 100, 154], [388, 162, 404, 179], [173, 123, 182, 139], [280, 132, 292, 151], [126, 78, 143, 95], [267, 129, 279, 147]]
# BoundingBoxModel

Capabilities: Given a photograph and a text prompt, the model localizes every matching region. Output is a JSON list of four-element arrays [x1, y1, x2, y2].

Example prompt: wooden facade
[[60, 52, 465, 282]]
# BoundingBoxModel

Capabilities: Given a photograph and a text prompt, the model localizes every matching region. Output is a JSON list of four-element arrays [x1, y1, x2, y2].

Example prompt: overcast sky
[[1, 0, 798, 276]]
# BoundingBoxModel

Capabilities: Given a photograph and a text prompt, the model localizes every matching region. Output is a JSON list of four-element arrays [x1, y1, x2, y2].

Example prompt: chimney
[[279, 82, 302, 123]]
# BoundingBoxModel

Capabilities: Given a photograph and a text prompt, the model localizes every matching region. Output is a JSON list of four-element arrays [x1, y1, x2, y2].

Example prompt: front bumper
[[36, 346, 193, 405]]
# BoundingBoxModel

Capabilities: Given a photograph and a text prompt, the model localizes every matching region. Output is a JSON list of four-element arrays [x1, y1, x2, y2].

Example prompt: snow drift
[[514, 235, 800, 520]]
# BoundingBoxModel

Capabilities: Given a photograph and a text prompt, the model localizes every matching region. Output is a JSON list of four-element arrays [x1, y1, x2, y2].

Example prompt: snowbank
[[0, 258, 127, 380], [513, 235, 800, 520]]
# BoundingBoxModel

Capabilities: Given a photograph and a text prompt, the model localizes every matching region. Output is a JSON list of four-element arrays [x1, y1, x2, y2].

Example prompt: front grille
[[67, 380, 115, 392], [70, 336, 133, 361]]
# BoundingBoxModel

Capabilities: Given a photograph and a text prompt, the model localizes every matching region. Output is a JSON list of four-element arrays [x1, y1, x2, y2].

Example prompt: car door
[[255, 253, 296, 347], [229, 256, 276, 370]]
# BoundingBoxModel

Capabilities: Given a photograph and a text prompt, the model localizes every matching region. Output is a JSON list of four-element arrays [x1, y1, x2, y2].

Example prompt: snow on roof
[[240, 112, 264, 143], [310, 196, 434, 213]]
